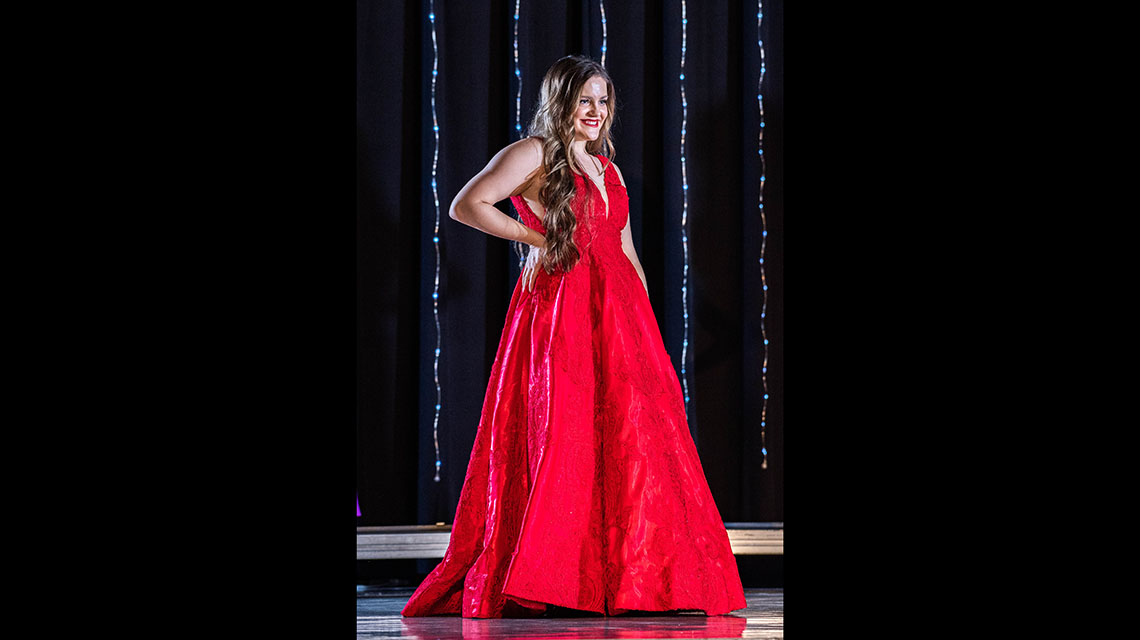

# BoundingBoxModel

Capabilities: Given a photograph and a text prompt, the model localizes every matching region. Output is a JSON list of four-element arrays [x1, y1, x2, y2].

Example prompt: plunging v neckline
[[576, 155, 609, 221]]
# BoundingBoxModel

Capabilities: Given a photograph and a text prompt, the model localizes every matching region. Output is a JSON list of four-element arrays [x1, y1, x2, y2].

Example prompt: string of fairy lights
[[513, 0, 522, 140], [429, 2, 443, 482], [679, 1, 692, 414], [511, 1, 527, 270], [599, 1, 608, 68], [757, 1, 769, 470]]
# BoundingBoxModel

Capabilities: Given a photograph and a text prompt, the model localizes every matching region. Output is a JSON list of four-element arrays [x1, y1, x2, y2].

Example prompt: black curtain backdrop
[[357, 0, 783, 529]]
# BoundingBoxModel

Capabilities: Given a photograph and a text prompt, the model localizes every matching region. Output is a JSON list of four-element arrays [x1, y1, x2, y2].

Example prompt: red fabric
[[401, 156, 747, 618]]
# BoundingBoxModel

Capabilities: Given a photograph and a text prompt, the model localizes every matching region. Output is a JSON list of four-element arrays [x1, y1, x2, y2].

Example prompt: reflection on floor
[[357, 587, 782, 639]]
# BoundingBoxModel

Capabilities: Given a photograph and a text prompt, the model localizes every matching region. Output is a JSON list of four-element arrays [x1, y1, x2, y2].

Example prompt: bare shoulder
[[487, 136, 539, 177], [454, 136, 548, 207], [520, 135, 545, 154], [500, 136, 545, 196]]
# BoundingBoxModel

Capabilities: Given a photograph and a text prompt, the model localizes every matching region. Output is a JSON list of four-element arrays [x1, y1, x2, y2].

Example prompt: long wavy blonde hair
[[522, 55, 617, 274]]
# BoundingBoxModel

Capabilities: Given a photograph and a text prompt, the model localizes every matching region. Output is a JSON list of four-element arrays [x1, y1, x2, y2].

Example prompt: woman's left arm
[[613, 163, 649, 296]]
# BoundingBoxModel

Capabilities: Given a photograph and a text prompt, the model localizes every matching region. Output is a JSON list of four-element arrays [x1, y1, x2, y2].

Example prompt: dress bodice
[[509, 155, 629, 256]]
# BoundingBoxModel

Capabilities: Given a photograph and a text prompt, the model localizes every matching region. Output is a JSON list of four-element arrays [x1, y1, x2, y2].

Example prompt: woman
[[401, 55, 746, 618]]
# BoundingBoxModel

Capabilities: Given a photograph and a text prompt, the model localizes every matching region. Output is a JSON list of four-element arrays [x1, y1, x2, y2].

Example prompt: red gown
[[401, 153, 747, 618]]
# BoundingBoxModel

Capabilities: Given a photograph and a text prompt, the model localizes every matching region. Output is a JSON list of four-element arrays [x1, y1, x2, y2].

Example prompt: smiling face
[[571, 75, 610, 143]]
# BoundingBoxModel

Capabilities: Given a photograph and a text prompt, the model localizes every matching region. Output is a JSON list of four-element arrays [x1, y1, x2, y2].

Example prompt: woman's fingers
[[523, 245, 545, 292]]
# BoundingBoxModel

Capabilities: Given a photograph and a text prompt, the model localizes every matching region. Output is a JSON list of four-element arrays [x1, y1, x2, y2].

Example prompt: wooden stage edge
[[357, 522, 783, 560]]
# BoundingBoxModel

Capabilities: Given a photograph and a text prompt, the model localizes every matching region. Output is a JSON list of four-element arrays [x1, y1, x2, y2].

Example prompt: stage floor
[[357, 587, 783, 639]]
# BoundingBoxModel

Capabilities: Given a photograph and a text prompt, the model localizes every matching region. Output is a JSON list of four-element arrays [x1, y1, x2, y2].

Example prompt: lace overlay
[[401, 156, 747, 618]]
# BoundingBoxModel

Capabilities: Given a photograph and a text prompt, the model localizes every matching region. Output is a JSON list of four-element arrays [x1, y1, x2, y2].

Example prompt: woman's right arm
[[449, 137, 546, 249]]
